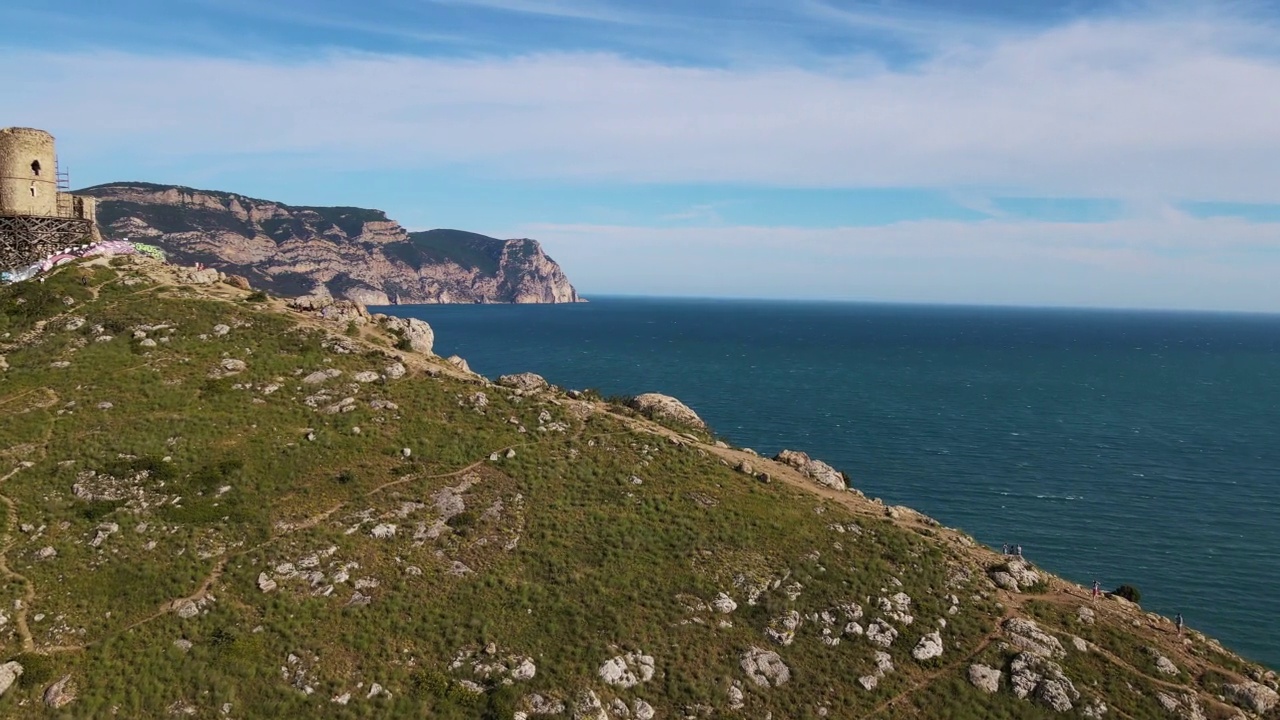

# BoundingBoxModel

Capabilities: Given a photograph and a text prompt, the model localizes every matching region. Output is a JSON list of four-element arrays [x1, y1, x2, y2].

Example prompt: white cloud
[[515, 213, 1280, 312], [5, 12, 1280, 202]]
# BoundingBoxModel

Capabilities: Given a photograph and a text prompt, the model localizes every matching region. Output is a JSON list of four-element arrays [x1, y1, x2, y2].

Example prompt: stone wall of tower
[[0, 127, 60, 217]]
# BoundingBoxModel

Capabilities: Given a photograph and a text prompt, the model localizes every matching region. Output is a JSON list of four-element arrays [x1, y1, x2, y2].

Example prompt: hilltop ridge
[[0, 255, 1276, 718], [77, 182, 581, 305]]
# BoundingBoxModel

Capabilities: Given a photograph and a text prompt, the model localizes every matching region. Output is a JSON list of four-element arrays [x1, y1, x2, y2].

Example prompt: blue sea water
[[376, 298, 1280, 669]]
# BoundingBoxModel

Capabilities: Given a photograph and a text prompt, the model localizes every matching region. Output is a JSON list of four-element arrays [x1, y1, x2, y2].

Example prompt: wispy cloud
[[9, 12, 1280, 202], [422, 0, 644, 24]]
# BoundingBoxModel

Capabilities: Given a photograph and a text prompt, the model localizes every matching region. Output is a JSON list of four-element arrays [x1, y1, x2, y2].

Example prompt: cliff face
[[78, 182, 582, 305]]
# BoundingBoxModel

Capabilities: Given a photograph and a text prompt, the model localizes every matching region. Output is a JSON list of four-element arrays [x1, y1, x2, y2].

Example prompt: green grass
[[0, 258, 1269, 719]]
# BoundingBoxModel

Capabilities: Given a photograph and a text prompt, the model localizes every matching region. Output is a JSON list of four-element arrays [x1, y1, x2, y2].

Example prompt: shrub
[[245, 290, 269, 303], [14, 653, 56, 688], [1113, 584, 1142, 603], [336, 469, 357, 485], [77, 499, 125, 522], [447, 511, 477, 532]]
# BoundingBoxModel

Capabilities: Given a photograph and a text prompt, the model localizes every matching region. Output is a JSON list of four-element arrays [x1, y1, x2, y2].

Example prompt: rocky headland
[[78, 182, 582, 305]]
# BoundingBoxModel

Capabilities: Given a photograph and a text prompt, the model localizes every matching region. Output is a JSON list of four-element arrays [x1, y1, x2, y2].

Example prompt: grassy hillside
[[0, 257, 1274, 718]]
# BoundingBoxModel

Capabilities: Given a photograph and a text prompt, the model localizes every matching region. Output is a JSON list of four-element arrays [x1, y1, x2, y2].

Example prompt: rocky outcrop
[[988, 559, 1041, 593], [740, 647, 790, 687], [0, 661, 22, 696], [499, 373, 550, 393], [1009, 652, 1079, 712], [1003, 618, 1065, 659], [377, 315, 435, 354], [598, 651, 655, 688], [43, 675, 76, 708], [968, 664, 1001, 694], [629, 393, 706, 429], [1223, 680, 1279, 714], [81, 182, 582, 305], [774, 450, 847, 491]]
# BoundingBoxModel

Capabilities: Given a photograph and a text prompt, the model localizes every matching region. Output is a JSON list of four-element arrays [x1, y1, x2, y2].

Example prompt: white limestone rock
[[0, 661, 23, 697], [1003, 617, 1066, 658], [912, 631, 944, 661], [740, 647, 790, 688], [866, 619, 899, 648], [629, 393, 706, 428], [1223, 680, 1279, 715], [968, 664, 1001, 694], [712, 592, 738, 614], [598, 651, 655, 688]]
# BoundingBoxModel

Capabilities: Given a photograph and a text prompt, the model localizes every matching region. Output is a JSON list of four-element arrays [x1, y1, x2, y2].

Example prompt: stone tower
[[0, 127, 98, 271], [0, 127, 59, 217]]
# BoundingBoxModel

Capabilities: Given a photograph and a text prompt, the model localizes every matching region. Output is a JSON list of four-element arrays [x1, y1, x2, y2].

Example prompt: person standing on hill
[[1176, 613, 1184, 635], [1092, 580, 1101, 599]]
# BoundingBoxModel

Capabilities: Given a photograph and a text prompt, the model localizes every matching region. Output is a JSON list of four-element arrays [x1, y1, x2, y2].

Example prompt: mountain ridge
[[77, 182, 582, 306]]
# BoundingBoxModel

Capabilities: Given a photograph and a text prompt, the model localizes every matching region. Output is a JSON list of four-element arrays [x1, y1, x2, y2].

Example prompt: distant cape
[[78, 182, 582, 305]]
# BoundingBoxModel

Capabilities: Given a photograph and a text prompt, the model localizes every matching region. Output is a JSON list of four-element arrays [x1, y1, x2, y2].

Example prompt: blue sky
[[4, 0, 1280, 311]]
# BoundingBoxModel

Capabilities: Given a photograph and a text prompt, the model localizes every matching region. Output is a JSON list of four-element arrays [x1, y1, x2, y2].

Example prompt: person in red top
[[1092, 580, 1101, 599]]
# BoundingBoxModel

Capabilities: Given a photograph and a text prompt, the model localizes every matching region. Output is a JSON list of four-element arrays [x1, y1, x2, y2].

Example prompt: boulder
[[43, 674, 76, 708], [990, 571, 1020, 592], [320, 300, 370, 326], [1009, 652, 1079, 712], [866, 619, 898, 648], [968, 664, 1001, 694], [573, 689, 608, 720], [257, 572, 277, 593], [499, 373, 550, 392], [224, 274, 252, 290], [631, 699, 655, 720], [774, 450, 847, 491], [525, 694, 566, 715], [598, 651, 655, 688], [447, 355, 472, 373], [384, 362, 407, 379], [390, 317, 434, 354], [1003, 617, 1065, 658], [0, 661, 23, 697], [629, 393, 706, 429], [1223, 680, 1279, 714], [766, 610, 801, 646], [912, 631, 944, 661], [711, 592, 738, 614], [289, 295, 333, 311], [176, 266, 219, 284], [740, 647, 790, 688], [1156, 691, 1206, 720], [1154, 655, 1179, 676], [512, 658, 537, 681]]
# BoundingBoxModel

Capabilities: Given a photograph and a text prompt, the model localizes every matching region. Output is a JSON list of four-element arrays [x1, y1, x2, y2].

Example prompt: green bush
[[245, 290, 269, 302], [1113, 584, 1142, 603], [14, 653, 56, 689]]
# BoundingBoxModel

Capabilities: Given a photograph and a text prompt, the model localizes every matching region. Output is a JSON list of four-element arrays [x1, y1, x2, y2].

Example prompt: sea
[[374, 297, 1280, 669]]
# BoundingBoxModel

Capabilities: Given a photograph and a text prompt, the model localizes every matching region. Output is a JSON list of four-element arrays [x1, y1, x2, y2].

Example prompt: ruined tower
[[0, 127, 98, 270]]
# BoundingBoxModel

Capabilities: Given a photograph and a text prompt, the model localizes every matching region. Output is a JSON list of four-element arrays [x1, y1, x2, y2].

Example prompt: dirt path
[[0, 464, 39, 653]]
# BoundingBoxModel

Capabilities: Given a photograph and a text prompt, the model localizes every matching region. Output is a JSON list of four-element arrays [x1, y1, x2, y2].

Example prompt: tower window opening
[[31, 160, 41, 176], [30, 183, 37, 198]]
